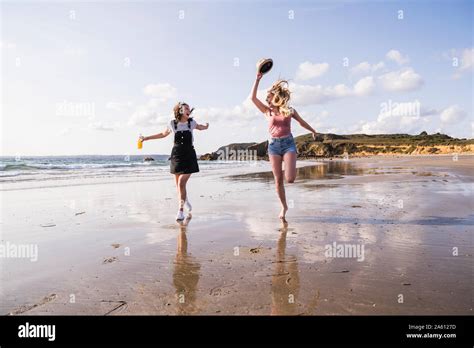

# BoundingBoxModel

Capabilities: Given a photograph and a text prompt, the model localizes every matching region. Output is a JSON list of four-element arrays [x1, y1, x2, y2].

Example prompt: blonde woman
[[251, 73, 318, 222], [140, 102, 209, 221]]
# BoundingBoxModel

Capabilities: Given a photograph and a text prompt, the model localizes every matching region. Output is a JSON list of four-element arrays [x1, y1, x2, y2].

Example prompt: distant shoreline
[[199, 131, 474, 161]]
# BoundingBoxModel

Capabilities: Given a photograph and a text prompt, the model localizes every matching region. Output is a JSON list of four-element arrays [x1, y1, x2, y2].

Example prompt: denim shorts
[[268, 134, 297, 156]]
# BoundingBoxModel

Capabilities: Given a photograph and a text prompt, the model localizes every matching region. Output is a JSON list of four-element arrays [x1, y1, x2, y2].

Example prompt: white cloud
[[290, 82, 350, 105], [128, 83, 178, 127], [290, 75, 375, 106], [419, 107, 439, 117], [354, 103, 468, 135], [350, 61, 384, 75], [351, 62, 371, 75], [130, 83, 264, 129], [295, 61, 329, 80], [63, 45, 86, 57], [206, 66, 422, 116], [353, 76, 375, 96], [372, 61, 385, 72], [198, 104, 257, 124], [106, 101, 134, 111], [357, 110, 429, 135], [143, 83, 177, 102], [128, 99, 170, 127], [320, 110, 329, 119], [458, 48, 473, 72], [452, 48, 474, 79], [386, 49, 409, 65], [196, 91, 265, 126], [58, 127, 71, 136], [378, 68, 423, 92], [88, 122, 114, 131], [296, 109, 331, 132], [290, 65, 422, 107], [0, 41, 16, 50], [440, 105, 467, 124]]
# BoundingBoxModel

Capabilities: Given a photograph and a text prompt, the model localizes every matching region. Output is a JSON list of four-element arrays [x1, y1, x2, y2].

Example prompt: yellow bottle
[[138, 135, 143, 149]]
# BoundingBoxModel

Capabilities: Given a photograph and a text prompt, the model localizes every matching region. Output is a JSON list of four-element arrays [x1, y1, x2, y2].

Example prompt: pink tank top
[[268, 109, 292, 138]]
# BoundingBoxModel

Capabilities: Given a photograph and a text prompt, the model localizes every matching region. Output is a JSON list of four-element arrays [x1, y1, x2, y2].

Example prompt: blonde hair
[[268, 80, 293, 117]]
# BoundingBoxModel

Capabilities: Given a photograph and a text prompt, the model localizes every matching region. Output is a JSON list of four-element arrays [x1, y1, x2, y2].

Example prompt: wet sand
[[1, 155, 472, 315]]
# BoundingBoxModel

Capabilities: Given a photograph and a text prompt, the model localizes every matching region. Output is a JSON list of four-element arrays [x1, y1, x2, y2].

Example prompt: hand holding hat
[[256, 58, 273, 77]]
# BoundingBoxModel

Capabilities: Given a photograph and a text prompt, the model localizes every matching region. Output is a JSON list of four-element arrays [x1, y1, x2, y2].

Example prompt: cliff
[[199, 131, 474, 160]]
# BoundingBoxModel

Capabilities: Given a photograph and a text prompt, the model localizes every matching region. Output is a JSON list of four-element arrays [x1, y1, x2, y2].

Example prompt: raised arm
[[292, 109, 318, 140], [141, 127, 171, 142], [251, 73, 270, 114], [195, 122, 209, 130]]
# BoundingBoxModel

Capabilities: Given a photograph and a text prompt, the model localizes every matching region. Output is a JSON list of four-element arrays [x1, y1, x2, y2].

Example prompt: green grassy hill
[[200, 131, 474, 160]]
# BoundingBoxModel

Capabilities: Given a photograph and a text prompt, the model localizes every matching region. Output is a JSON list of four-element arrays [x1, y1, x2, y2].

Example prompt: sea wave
[[0, 164, 40, 171], [0, 161, 167, 172], [0, 155, 270, 189]]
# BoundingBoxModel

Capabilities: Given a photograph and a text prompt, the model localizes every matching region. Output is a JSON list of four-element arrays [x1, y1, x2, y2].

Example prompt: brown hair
[[173, 102, 188, 122]]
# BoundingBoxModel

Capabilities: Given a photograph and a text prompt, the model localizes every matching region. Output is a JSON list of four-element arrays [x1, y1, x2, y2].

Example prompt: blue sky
[[1, 0, 473, 156]]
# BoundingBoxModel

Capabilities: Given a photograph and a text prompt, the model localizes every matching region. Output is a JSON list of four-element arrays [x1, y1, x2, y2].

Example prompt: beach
[[0, 155, 472, 315]]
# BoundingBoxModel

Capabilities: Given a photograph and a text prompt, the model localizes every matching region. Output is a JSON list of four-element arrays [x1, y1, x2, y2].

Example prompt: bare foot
[[279, 206, 288, 222], [279, 220, 289, 231], [185, 213, 192, 221]]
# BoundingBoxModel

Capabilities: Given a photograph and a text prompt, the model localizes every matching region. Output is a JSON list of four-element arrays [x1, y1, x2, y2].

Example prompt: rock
[[103, 257, 118, 264], [247, 141, 268, 158], [216, 142, 258, 154], [144, 157, 155, 161], [201, 131, 472, 160], [199, 152, 219, 161]]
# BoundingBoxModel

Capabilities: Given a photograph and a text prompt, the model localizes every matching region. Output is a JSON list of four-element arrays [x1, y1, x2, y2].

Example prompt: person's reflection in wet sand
[[271, 222, 300, 315], [173, 215, 201, 314]]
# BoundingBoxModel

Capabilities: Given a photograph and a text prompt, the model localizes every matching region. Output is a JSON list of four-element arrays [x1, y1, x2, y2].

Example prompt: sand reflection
[[271, 223, 300, 315], [173, 217, 201, 314]]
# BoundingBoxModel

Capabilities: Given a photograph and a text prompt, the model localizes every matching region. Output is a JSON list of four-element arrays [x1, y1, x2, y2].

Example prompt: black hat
[[257, 58, 273, 75]]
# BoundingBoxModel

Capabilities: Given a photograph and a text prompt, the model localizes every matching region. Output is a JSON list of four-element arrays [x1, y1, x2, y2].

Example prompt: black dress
[[169, 118, 200, 174]]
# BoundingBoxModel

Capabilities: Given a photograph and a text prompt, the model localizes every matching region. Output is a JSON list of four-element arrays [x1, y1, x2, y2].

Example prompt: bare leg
[[174, 174, 182, 209], [283, 151, 297, 183], [178, 174, 191, 211], [270, 155, 288, 222], [174, 174, 181, 191]]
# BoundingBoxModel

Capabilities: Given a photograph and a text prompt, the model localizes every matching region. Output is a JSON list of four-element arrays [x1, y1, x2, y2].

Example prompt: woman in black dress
[[140, 102, 209, 221]]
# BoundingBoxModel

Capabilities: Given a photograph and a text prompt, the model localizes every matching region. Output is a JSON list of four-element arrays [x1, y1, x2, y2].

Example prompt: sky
[[1, 0, 473, 156]]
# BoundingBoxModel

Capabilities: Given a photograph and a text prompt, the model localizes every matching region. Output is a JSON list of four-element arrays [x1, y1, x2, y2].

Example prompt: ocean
[[0, 155, 266, 190]]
